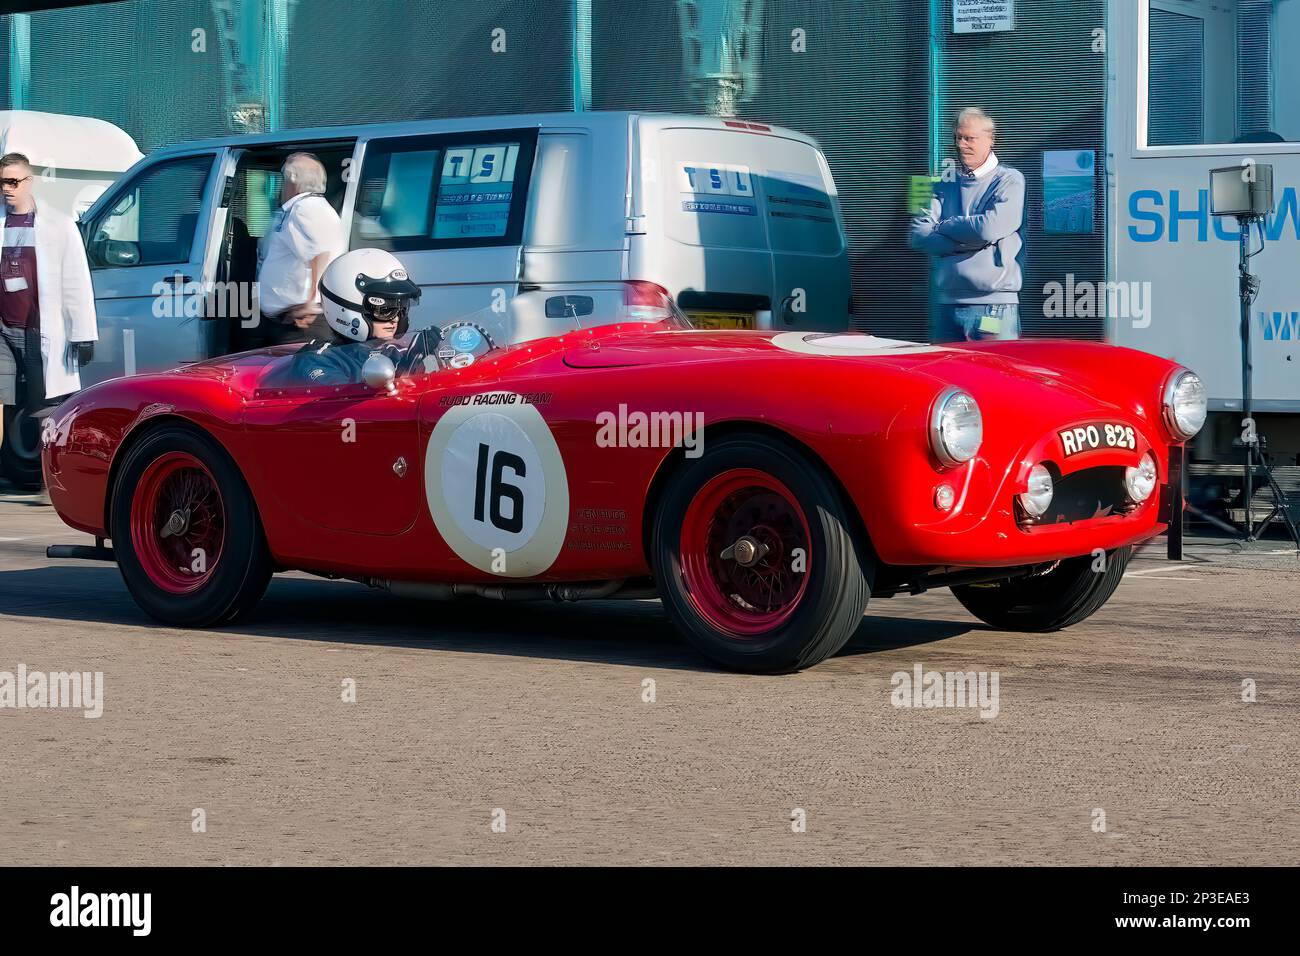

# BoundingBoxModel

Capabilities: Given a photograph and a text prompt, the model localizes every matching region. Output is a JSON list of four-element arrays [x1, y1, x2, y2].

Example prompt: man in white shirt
[[256, 152, 345, 345]]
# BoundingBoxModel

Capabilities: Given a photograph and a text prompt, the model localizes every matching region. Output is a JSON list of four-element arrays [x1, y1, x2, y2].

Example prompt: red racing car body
[[41, 307, 1206, 673]]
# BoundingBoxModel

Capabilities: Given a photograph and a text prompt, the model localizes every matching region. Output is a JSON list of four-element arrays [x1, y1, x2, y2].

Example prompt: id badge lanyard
[[2, 228, 26, 291], [3, 224, 23, 277]]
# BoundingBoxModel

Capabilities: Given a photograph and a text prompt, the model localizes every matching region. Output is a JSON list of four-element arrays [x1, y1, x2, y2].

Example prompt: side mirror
[[99, 239, 140, 267], [545, 295, 595, 318], [362, 352, 397, 394]]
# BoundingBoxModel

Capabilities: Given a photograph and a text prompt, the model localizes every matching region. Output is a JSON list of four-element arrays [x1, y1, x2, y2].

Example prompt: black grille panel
[[1038, 466, 1131, 525]]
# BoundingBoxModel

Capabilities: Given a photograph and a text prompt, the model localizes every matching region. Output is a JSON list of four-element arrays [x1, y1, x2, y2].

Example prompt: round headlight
[[930, 388, 983, 466], [1125, 452, 1158, 503], [1163, 369, 1207, 440], [1018, 463, 1054, 518]]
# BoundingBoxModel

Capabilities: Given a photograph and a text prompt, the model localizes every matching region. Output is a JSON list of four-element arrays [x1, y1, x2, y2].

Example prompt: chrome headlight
[[930, 388, 983, 466], [1018, 463, 1054, 518], [1125, 452, 1158, 503], [1163, 369, 1207, 440]]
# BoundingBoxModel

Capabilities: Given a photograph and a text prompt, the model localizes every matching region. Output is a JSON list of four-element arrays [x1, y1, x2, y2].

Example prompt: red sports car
[[41, 291, 1206, 673]]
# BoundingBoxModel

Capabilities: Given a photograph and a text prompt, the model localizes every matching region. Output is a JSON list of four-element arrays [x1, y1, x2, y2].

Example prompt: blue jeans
[[934, 304, 1020, 343]]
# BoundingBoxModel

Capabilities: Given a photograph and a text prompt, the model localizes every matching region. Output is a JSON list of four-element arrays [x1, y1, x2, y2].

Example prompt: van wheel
[[110, 424, 272, 627], [652, 435, 871, 673], [950, 546, 1132, 631], [1, 403, 44, 489]]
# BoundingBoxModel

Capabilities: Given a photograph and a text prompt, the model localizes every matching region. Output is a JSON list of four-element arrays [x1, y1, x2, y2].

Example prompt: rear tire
[[652, 435, 871, 673], [950, 546, 1132, 632], [110, 424, 272, 627]]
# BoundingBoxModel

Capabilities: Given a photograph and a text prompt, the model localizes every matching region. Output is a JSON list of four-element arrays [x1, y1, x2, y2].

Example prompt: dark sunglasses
[[0, 176, 30, 188]]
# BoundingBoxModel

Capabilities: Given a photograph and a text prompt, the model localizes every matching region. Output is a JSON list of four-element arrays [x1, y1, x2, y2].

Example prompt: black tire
[[110, 424, 272, 627], [950, 546, 1133, 632], [652, 435, 872, 673], [1, 402, 44, 489]]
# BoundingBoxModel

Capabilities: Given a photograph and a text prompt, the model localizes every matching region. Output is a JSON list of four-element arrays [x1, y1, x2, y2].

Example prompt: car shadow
[[0, 565, 976, 673], [840, 612, 977, 654]]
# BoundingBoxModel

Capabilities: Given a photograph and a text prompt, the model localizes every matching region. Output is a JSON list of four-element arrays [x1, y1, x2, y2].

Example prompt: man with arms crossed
[[910, 108, 1025, 342]]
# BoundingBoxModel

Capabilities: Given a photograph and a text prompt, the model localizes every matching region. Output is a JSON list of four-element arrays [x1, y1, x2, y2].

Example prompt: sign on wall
[[1043, 149, 1097, 234], [953, 0, 1015, 34], [908, 175, 938, 215]]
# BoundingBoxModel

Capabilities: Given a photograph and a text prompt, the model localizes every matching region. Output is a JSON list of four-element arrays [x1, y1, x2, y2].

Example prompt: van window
[[352, 129, 537, 251], [765, 161, 843, 256], [660, 128, 843, 255], [662, 130, 767, 251], [85, 153, 214, 268]]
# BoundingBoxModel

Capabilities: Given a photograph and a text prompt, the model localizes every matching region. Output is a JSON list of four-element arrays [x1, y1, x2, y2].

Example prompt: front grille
[[1034, 466, 1132, 525]]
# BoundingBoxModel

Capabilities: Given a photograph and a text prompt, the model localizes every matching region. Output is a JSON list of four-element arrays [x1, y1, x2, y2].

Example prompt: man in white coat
[[0, 151, 97, 417]]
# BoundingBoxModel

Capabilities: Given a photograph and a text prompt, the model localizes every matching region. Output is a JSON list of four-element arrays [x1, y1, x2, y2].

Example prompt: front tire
[[950, 546, 1132, 632], [110, 424, 272, 627], [652, 435, 871, 673]]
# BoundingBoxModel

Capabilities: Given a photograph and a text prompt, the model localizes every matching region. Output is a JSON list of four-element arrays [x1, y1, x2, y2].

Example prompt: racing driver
[[275, 247, 422, 386]]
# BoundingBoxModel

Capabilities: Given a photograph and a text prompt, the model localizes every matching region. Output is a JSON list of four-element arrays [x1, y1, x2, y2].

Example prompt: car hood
[[570, 329, 1092, 387], [563, 329, 1146, 423]]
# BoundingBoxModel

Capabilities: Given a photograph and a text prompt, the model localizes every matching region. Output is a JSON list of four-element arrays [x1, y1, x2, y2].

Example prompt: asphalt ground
[[1, 492, 1296, 865]]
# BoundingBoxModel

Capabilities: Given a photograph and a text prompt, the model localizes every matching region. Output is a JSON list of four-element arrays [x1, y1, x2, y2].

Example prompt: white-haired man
[[256, 151, 345, 345], [910, 107, 1025, 342]]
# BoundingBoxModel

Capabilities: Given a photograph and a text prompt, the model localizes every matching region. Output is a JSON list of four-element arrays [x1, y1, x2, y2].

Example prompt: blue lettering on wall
[[1265, 187, 1300, 241], [1170, 188, 1208, 242], [1259, 310, 1300, 341], [1128, 186, 1299, 242], [1129, 190, 1163, 240]]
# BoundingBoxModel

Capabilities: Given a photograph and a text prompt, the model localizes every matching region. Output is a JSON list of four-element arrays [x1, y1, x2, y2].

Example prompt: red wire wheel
[[678, 468, 812, 638], [129, 451, 226, 594]]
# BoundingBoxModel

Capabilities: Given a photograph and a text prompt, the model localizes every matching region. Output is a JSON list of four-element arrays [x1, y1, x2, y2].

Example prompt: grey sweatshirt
[[909, 156, 1025, 305]]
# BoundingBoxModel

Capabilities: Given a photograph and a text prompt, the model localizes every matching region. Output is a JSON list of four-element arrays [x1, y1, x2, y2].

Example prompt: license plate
[[687, 310, 755, 330], [1059, 422, 1137, 457]]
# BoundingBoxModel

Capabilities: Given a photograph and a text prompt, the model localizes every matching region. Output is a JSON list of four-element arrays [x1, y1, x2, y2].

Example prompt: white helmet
[[319, 248, 421, 342]]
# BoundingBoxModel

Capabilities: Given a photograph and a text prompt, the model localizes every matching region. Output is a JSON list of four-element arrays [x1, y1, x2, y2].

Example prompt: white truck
[[0, 110, 142, 486], [1108, 0, 1300, 528]]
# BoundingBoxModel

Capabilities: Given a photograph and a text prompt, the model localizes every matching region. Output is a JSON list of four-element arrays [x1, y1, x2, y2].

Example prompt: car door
[[80, 149, 230, 387], [243, 382, 423, 536], [348, 129, 538, 346]]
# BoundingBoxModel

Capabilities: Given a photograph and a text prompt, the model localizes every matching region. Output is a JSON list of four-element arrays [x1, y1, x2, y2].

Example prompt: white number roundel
[[425, 393, 569, 576]]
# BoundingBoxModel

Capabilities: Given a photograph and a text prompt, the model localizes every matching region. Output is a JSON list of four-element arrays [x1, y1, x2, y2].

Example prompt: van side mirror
[[95, 238, 140, 268], [362, 352, 397, 394], [545, 295, 594, 318]]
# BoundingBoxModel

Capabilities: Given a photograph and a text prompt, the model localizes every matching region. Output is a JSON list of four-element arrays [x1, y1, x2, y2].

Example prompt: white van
[[0, 110, 143, 218], [76, 110, 851, 390]]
